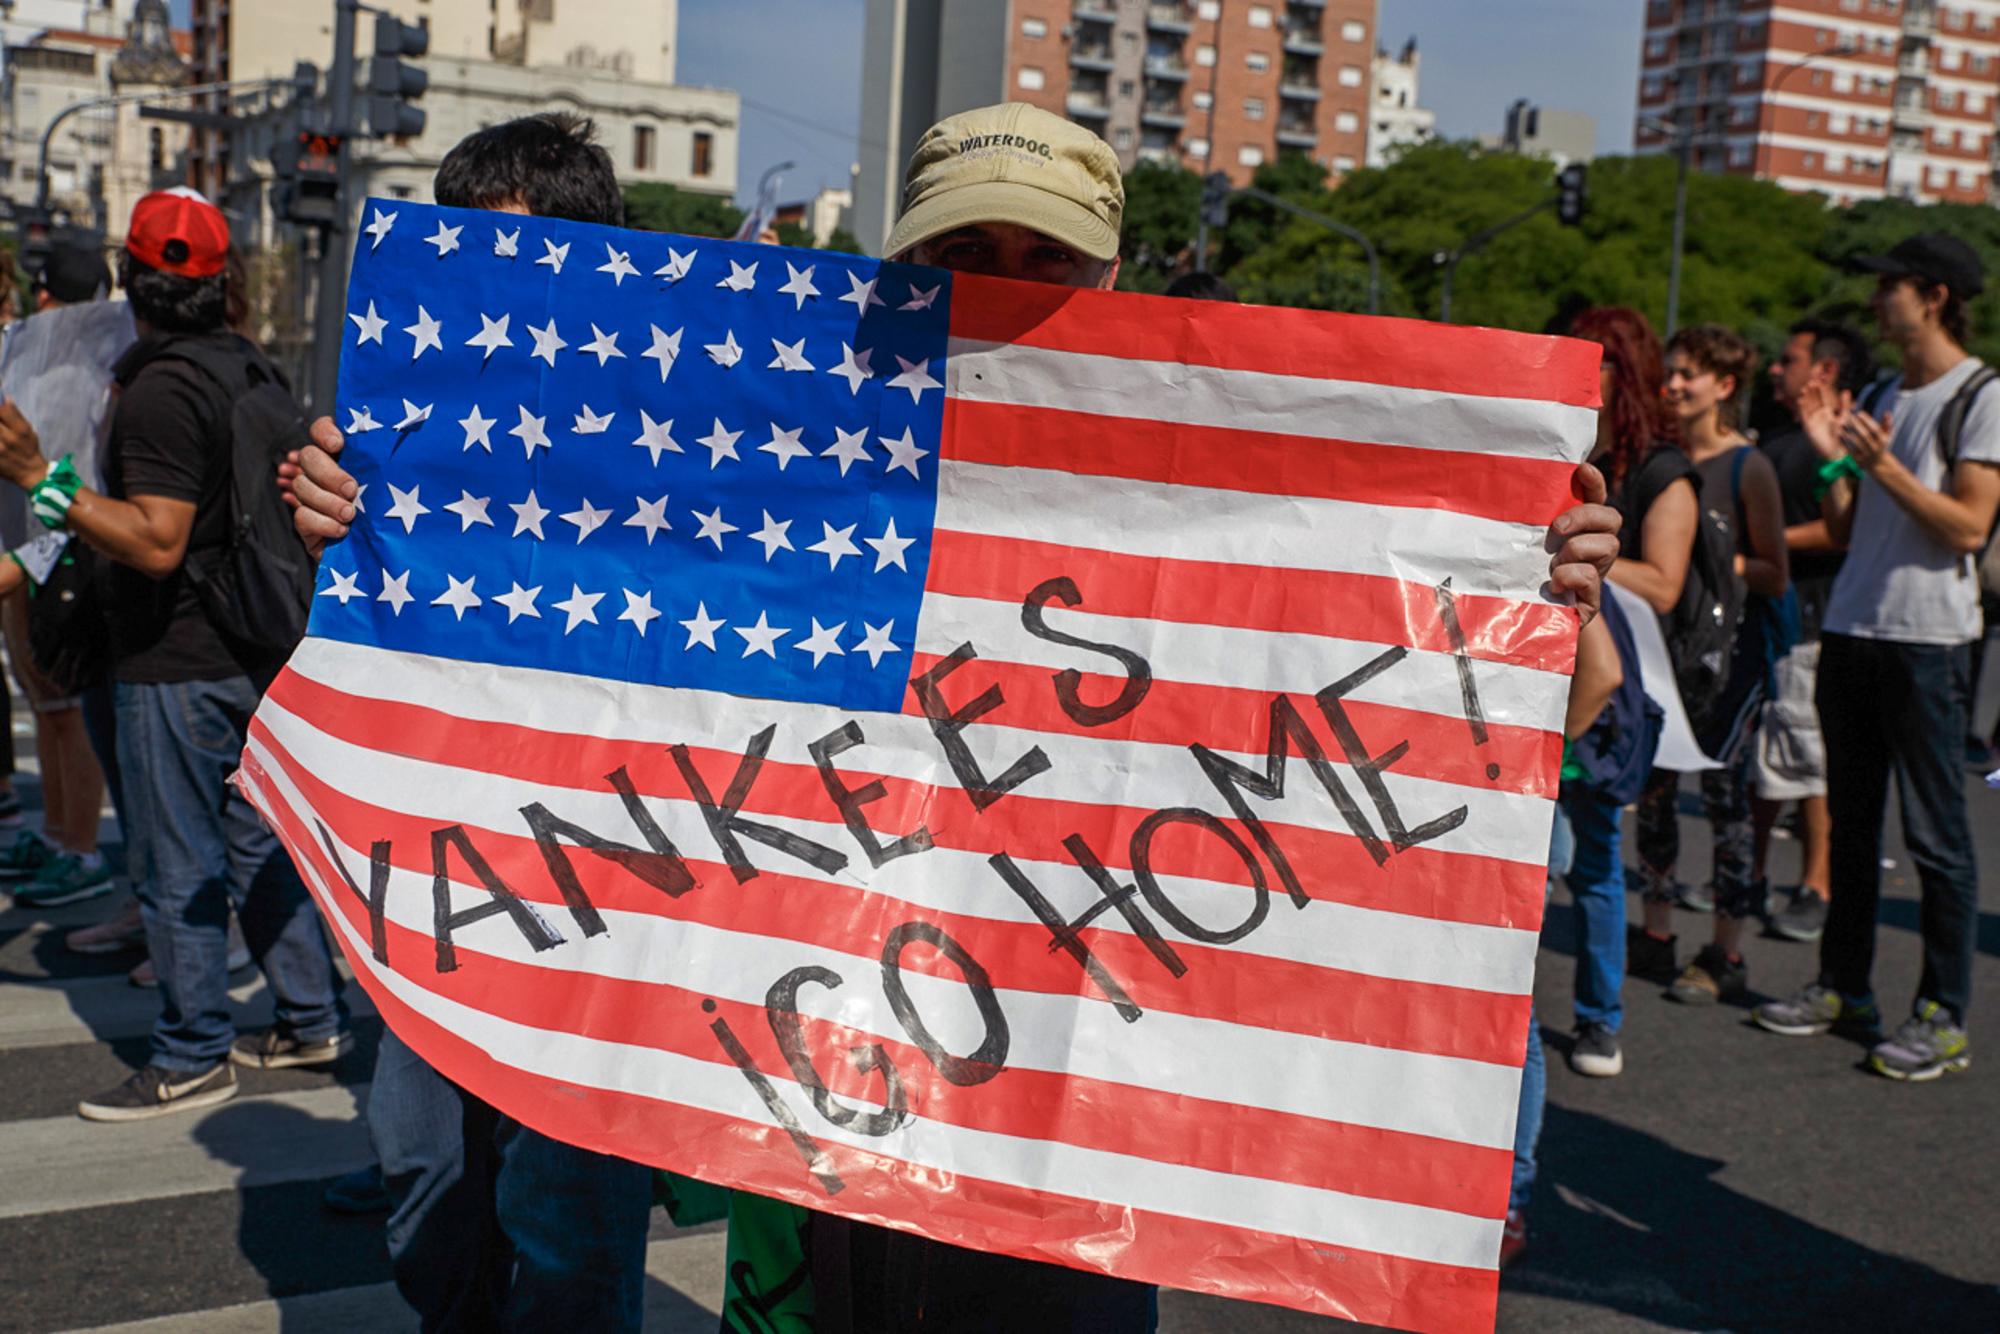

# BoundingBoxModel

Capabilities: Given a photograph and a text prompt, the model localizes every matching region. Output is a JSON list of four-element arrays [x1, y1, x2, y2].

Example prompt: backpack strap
[[1729, 443, 1751, 549], [1937, 361, 1999, 474]]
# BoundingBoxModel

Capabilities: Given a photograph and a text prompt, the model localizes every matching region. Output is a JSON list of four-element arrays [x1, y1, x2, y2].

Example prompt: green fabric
[[1812, 453, 1862, 502], [1559, 737, 1583, 783], [718, 1193, 816, 1333], [653, 1170, 732, 1227]]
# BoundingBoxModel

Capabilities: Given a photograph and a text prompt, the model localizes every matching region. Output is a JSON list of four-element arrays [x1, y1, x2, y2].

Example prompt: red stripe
[[925, 529, 1580, 675], [946, 269, 1601, 411], [244, 758, 1502, 1333], [941, 396, 1579, 528], [248, 705, 1532, 1066], [266, 666, 1549, 931]]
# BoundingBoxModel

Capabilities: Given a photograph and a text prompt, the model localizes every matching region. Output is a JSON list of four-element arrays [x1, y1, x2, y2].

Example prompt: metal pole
[[1193, 6, 1224, 273], [1236, 185, 1380, 314], [35, 75, 297, 215], [308, 0, 360, 415], [1434, 199, 1553, 323], [1666, 135, 1688, 340]]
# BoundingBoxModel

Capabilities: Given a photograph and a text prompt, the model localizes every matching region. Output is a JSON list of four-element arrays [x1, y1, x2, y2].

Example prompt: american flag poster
[[238, 198, 1600, 1333]]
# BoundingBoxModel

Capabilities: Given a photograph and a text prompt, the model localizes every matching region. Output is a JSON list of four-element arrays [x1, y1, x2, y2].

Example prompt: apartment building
[[1635, 0, 2000, 206], [855, 0, 1377, 256]]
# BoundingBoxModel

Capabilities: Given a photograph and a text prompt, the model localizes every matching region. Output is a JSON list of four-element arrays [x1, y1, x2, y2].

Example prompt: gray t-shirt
[[1823, 355, 2000, 645]]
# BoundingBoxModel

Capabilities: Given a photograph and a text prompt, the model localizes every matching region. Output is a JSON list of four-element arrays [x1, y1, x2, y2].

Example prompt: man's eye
[[1032, 248, 1077, 266]]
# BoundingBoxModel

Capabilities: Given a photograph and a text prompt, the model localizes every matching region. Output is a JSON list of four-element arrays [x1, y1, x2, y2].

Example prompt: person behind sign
[[1756, 234, 1998, 1082], [286, 102, 1626, 1331]]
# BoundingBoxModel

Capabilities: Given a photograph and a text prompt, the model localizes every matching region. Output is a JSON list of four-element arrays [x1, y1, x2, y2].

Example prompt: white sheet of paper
[[1608, 580, 1718, 773], [10, 529, 68, 585]]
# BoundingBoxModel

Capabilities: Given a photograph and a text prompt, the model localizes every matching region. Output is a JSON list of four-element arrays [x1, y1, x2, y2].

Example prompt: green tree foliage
[[1117, 160, 1201, 293], [623, 183, 744, 239]]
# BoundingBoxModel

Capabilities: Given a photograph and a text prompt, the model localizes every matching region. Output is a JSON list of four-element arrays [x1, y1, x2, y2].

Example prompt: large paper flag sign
[[239, 198, 1600, 1333]]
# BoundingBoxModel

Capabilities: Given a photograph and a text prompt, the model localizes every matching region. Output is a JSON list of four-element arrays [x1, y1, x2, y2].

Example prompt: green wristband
[[1811, 454, 1862, 503], [28, 454, 79, 530]]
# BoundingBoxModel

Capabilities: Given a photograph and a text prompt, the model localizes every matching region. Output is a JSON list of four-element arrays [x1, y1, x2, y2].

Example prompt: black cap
[[33, 240, 111, 305], [1850, 232, 1985, 300]]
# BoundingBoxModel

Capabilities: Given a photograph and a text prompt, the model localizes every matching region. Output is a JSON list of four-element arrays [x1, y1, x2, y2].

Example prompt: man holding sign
[[285, 103, 1617, 1332]]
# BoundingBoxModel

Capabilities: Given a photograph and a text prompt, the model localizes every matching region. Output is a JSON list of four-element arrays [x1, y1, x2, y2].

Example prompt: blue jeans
[[115, 676, 343, 1071], [1817, 634, 1980, 1024], [369, 1029, 655, 1333], [1511, 804, 1574, 1215], [1561, 788, 1626, 1033]]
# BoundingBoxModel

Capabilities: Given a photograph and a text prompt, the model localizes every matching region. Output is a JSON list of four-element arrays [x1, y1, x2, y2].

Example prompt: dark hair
[[1569, 306, 1676, 485], [1667, 322, 1759, 430], [115, 248, 227, 334], [1788, 316, 1873, 393], [433, 113, 623, 226], [1163, 271, 1238, 302], [1926, 281, 1971, 345]]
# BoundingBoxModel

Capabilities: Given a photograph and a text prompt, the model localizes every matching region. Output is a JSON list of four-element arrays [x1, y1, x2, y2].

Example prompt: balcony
[[1282, 23, 1324, 55], [1276, 121, 1318, 147], [1144, 53, 1189, 80], [1147, 3, 1193, 34], [1278, 77, 1322, 101], [1289, 0, 1326, 8], [1899, 51, 1928, 77], [1905, 1, 1936, 36], [1070, 43, 1115, 72], [1893, 92, 1931, 126], [1067, 92, 1110, 119], [1074, 0, 1116, 23], [1141, 101, 1187, 128]]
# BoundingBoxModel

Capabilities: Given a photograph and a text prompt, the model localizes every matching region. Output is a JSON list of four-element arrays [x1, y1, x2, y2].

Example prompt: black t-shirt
[[103, 333, 269, 684], [1610, 442, 1699, 561], [1760, 425, 1845, 603]]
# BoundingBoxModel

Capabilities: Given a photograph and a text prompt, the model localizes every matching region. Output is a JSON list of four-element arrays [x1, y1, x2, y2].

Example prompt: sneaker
[[1769, 889, 1829, 944], [1498, 1209, 1528, 1269], [66, 901, 146, 955], [1675, 881, 1716, 914], [1868, 1003, 1972, 1082], [323, 1164, 393, 1215], [14, 853, 113, 907], [0, 829, 55, 880], [1627, 925, 1679, 984], [1754, 983, 1882, 1039], [77, 1062, 237, 1122], [1669, 944, 1747, 1005], [0, 787, 23, 829], [230, 1027, 354, 1070], [1569, 1022, 1624, 1077]]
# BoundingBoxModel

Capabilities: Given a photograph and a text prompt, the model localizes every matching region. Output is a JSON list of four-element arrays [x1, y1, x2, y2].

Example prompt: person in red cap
[[0, 186, 350, 1121]]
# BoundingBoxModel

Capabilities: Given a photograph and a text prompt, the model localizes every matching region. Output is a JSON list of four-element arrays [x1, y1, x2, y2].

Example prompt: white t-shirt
[[1824, 356, 2000, 645]]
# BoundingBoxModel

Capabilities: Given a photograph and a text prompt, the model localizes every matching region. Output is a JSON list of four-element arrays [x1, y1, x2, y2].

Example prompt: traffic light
[[277, 131, 344, 227], [1555, 162, 1587, 227], [368, 15, 428, 139], [1200, 171, 1231, 228]]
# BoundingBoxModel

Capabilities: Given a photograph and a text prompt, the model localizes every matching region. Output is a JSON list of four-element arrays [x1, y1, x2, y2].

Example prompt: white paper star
[[597, 244, 638, 285], [768, 337, 814, 373], [424, 221, 462, 257], [680, 602, 724, 651], [552, 584, 603, 633], [617, 589, 662, 637], [821, 427, 872, 475], [536, 237, 570, 274], [705, 329, 742, 368], [345, 405, 380, 434], [528, 318, 566, 367], [319, 568, 365, 604], [509, 406, 551, 458], [828, 343, 873, 395], [758, 424, 810, 470], [349, 300, 386, 346], [578, 323, 625, 367], [718, 259, 758, 292], [385, 483, 429, 534], [352, 483, 367, 514], [433, 574, 481, 620], [750, 510, 794, 561], [854, 620, 901, 667], [734, 610, 787, 658], [697, 419, 742, 468], [887, 354, 940, 403], [691, 506, 738, 550], [509, 490, 550, 539], [364, 207, 396, 250], [404, 306, 443, 360], [839, 270, 885, 311], [807, 521, 861, 571], [902, 283, 940, 311], [779, 261, 820, 310], [656, 247, 696, 283], [394, 398, 432, 432], [795, 618, 847, 667], [465, 312, 512, 359], [458, 404, 495, 453], [865, 516, 916, 571], [377, 569, 413, 615], [640, 324, 682, 382], [572, 404, 615, 435], [625, 495, 672, 544], [631, 411, 680, 464], [494, 227, 520, 258], [880, 427, 930, 479], [495, 582, 543, 623], [560, 499, 611, 544], [443, 490, 493, 532]]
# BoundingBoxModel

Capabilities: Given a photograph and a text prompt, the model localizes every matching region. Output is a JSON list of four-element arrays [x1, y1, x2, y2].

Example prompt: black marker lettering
[[881, 921, 1011, 1086], [708, 1007, 846, 1196], [987, 852, 1147, 1024], [1019, 576, 1154, 727], [1129, 807, 1270, 944], [808, 720, 934, 868], [909, 643, 1051, 812], [520, 767, 700, 935], [429, 824, 563, 973], [1435, 578, 1500, 780], [314, 819, 391, 965], [669, 727, 848, 883], [766, 966, 909, 1137], [1315, 649, 1469, 851]]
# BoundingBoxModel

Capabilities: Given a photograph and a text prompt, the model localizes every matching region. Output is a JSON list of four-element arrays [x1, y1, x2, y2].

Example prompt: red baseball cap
[[125, 187, 230, 278]]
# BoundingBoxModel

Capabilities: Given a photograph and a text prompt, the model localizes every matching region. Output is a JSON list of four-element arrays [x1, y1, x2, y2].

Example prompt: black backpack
[[1657, 454, 1746, 711], [1564, 592, 1663, 807], [140, 337, 316, 656]]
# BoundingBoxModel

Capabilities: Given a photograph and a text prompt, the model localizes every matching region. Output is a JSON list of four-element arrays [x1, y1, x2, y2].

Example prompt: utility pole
[[307, 0, 360, 415]]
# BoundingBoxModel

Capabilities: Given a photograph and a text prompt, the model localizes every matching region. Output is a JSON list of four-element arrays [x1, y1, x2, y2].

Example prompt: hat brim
[[1848, 253, 1916, 277], [883, 178, 1120, 264]]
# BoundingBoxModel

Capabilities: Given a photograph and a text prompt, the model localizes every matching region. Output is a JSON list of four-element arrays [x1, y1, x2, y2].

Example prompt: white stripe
[[937, 458, 1556, 602], [252, 761, 1506, 1272], [945, 337, 1596, 466]]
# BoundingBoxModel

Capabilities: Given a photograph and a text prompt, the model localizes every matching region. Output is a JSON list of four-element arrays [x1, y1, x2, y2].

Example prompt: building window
[[1646, 35, 1666, 57], [1244, 96, 1265, 119], [1730, 144, 1752, 166], [1341, 19, 1365, 41], [1119, 79, 1135, 96], [691, 131, 713, 178], [1197, 0, 1220, 18], [1193, 89, 1213, 109], [389, 184, 415, 200], [148, 126, 164, 174], [1338, 64, 1363, 87], [1186, 135, 1210, 157], [1248, 4, 1273, 27], [1239, 144, 1265, 167], [1939, 88, 1958, 109], [633, 124, 655, 171], [1803, 151, 1819, 169], [1114, 127, 1134, 149], [1334, 110, 1358, 133], [1017, 66, 1045, 90], [1021, 16, 1047, 38], [1195, 43, 1217, 66], [1333, 154, 1355, 171], [1245, 50, 1269, 72]]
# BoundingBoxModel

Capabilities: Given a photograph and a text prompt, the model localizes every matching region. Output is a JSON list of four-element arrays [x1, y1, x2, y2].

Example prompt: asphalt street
[[3, 671, 1998, 1334]]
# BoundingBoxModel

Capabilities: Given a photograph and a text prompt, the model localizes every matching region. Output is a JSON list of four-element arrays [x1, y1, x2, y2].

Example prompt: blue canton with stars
[[315, 199, 952, 714]]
